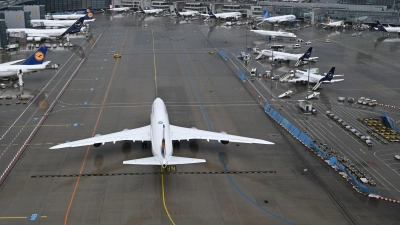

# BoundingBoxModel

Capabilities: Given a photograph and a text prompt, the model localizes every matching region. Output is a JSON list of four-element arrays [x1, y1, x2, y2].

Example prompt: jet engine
[[220, 131, 229, 145], [26, 37, 34, 41], [34, 37, 43, 42], [93, 134, 102, 147]]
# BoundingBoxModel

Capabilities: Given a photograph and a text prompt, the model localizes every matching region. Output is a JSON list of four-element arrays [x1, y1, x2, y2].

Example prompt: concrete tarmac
[[0, 13, 398, 225]]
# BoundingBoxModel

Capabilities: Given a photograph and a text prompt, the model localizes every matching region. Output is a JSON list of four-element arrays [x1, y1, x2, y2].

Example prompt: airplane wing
[[50, 125, 151, 149], [0, 59, 25, 65], [322, 79, 344, 83], [169, 125, 274, 144]]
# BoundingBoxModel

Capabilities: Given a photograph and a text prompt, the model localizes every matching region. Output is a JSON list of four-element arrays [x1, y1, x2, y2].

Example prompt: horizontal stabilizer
[[123, 156, 160, 165], [167, 156, 206, 165]]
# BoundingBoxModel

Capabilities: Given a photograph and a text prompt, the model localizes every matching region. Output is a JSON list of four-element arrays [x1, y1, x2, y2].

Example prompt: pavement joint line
[[30, 171, 277, 178]]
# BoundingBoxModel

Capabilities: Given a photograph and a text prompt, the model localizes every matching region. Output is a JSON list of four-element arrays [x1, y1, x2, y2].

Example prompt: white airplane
[[258, 10, 296, 25], [174, 8, 199, 17], [138, 6, 163, 14], [7, 17, 85, 42], [250, 24, 297, 39], [375, 21, 400, 34], [288, 67, 344, 85], [108, 5, 130, 12], [31, 13, 94, 28], [206, 7, 241, 20], [51, 8, 94, 20], [321, 17, 344, 29], [0, 46, 50, 77], [50, 98, 274, 168], [255, 47, 317, 67]]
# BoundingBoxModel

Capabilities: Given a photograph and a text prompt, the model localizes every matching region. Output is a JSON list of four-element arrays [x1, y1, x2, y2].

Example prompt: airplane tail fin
[[299, 47, 313, 61], [139, 6, 145, 13], [61, 16, 85, 36], [207, 7, 215, 17], [22, 46, 48, 65], [263, 9, 269, 19], [84, 8, 95, 20], [174, 8, 181, 16], [251, 23, 259, 30], [376, 21, 387, 32], [319, 67, 335, 82]]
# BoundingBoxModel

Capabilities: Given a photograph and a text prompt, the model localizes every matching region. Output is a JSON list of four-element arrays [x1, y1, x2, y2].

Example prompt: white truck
[[5, 44, 19, 51]]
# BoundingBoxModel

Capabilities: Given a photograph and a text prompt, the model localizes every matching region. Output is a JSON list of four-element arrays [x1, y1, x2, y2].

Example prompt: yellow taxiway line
[[161, 168, 176, 225]]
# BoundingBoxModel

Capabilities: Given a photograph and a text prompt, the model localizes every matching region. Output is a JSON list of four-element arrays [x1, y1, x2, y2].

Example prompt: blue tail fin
[[174, 8, 181, 16], [376, 21, 387, 32], [263, 9, 269, 19], [61, 16, 85, 36], [207, 7, 215, 18], [139, 6, 145, 13], [319, 67, 335, 82], [299, 47, 313, 61], [251, 23, 258, 30], [22, 46, 48, 65], [84, 8, 95, 20]]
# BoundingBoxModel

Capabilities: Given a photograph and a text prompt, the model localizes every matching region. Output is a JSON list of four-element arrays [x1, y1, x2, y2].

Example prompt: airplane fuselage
[[260, 50, 302, 61], [31, 19, 93, 28], [250, 30, 296, 38], [211, 12, 241, 19], [0, 64, 49, 77], [150, 98, 173, 167], [7, 28, 67, 38], [52, 14, 85, 20], [264, 15, 296, 23]]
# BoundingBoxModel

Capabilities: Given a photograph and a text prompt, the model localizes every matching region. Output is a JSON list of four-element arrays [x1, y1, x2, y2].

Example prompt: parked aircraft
[[174, 8, 199, 17], [206, 7, 241, 20], [0, 46, 50, 77], [7, 17, 85, 41], [138, 6, 163, 14], [321, 17, 344, 29], [51, 8, 94, 20], [255, 47, 317, 67], [250, 24, 297, 39], [288, 67, 344, 90], [108, 5, 130, 12], [258, 10, 296, 25], [375, 21, 400, 34], [31, 13, 94, 28], [50, 98, 274, 168]]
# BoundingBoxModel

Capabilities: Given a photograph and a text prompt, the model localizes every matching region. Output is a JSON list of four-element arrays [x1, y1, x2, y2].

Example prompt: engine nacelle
[[34, 37, 43, 42], [26, 37, 34, 41], [93, 134, 102, 147], [220, 131, 229, 145]]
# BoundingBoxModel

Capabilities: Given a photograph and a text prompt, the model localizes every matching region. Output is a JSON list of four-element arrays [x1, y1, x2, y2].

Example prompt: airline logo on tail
[[61, 16, 85, 36], [319, 67, 335, 82], [22, 46, 48, 65], [299, 47, 313, 61], [376, 21, 387, 32]]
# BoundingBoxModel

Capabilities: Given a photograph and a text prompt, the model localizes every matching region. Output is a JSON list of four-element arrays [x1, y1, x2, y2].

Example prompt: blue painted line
[[90, 88, 94, 91], [73, 123, 78, 127], [84, 102, 88, 105], [30, 214, 38, 221], [177, 43, 295, 225]]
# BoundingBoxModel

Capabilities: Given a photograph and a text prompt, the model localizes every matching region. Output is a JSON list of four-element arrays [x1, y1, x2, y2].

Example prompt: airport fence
[[264, 102, 380, 196]]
